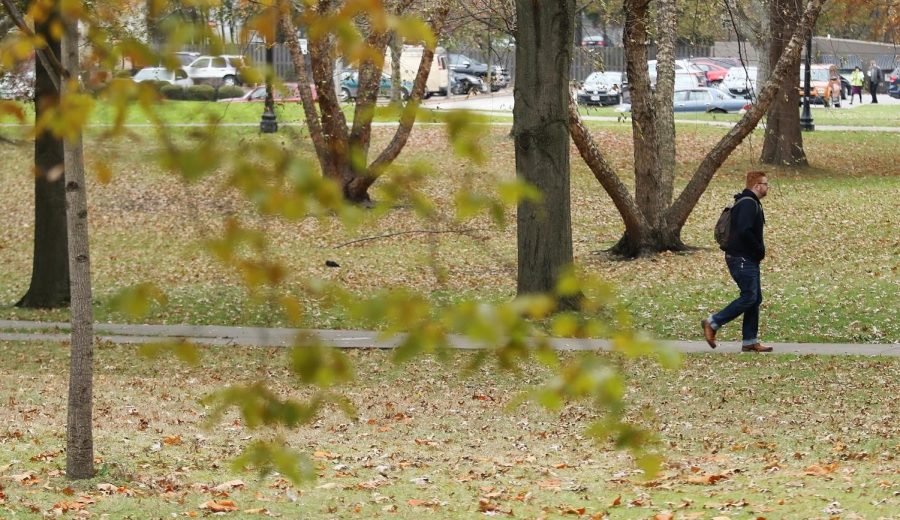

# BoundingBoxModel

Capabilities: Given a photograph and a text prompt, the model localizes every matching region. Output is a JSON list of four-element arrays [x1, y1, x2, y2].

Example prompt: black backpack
[[714, 196, 758, 250]]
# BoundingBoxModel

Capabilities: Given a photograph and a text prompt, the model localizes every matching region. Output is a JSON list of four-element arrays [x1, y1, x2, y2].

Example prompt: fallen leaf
[[686, 473, 728, 485], [610, 495, 621, 507], [199, 500, 239, 512], [804, 463, 839, 476], [212, 480, 245, 493], [653, 512, 674, 520], [163, 435, 182, 446]]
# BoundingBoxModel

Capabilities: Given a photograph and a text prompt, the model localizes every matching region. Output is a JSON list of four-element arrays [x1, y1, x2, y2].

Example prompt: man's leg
[[741, 271, 762, 346], [708, 257, 759, 335], [871, 81, 878, 103]]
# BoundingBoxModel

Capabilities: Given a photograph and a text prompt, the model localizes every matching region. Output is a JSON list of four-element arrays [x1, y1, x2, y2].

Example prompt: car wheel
[[707, 107, 727, 114], [339, 88, 351, 103], [423, 91, 432, 99], [223, 75, 237, 86]]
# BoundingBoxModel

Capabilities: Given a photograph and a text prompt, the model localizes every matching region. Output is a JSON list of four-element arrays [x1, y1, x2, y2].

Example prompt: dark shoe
[[701, 319, 717, 349], [741, 343, 773, 352]]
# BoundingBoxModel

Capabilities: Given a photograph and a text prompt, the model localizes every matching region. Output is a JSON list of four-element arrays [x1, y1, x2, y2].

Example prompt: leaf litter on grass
[[0, 341, 898, 518]]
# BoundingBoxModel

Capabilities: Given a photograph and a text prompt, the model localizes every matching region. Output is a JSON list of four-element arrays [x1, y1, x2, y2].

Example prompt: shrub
[[217, 85, 245, 100], [186, 84, 217, 101], [142, 80, 170, 92], [160, 84, 188, 100]]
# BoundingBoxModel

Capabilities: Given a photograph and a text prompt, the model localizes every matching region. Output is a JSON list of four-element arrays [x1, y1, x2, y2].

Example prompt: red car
[[689, 58, 740, 86]]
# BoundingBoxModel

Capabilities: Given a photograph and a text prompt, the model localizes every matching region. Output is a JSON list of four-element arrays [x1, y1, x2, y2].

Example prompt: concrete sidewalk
[[1, 320, 897, 356]]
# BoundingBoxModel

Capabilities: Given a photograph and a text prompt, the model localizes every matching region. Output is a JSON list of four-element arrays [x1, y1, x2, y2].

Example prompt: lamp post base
[[260, 111, 278, 133]]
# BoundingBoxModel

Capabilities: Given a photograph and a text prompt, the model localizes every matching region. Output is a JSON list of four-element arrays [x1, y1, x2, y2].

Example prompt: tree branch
[[1, 0, 64, 91]]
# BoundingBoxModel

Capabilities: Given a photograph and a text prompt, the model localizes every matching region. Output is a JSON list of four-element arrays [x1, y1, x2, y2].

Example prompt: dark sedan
[[577, 71, 628, 106]]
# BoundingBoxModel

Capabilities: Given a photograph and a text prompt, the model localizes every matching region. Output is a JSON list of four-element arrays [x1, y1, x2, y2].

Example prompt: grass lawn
[[0, 119, 897, 343], [0, 341, 897, 519], [575, 102, 900, 127]]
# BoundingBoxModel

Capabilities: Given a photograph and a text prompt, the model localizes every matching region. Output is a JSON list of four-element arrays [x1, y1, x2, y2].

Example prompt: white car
[[132, 67, 193, 87], [185, 55, 246, 86], [723, 66, 758, 98], [648, 59, 705, 89]]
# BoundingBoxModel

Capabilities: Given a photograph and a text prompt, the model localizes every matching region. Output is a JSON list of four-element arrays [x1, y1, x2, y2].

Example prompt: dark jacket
[[726, 189, 765, 263]]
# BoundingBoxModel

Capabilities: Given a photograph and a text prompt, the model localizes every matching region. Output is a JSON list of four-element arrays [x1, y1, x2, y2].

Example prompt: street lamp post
[[800, 31, 814, 131], [260, 32, 278, 133]]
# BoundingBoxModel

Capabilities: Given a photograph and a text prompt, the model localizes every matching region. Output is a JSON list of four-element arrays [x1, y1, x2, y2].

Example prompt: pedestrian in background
[[849, 66, 864, 105], [867, 61, 883, 104]]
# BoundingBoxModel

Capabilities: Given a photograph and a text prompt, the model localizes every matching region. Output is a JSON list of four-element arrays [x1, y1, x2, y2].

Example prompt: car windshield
[[803, 69, 830, 82], [586, 72, 622, 84], [457, 55, 484, 67]]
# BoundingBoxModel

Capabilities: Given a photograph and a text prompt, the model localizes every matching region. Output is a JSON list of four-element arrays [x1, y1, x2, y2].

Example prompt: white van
[[383, 45, 449, 98]]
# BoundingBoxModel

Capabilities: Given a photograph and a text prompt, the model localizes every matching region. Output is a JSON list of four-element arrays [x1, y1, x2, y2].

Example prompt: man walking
[[702, 171, 772, 352], [867, 61, 883, 104]]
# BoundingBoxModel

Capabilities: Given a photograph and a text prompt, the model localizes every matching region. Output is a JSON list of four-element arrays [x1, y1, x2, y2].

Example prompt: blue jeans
[[712, 255, 762, 342]]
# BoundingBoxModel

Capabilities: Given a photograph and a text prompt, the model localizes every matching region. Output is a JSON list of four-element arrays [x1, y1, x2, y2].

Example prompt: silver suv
[[185, 55, 246, 87]]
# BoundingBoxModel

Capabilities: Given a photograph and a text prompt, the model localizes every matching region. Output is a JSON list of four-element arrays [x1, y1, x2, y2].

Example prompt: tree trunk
[[653, 0, 677, 215], [283, 1, 450, 205], [17, 3, 69, 309], [569, 0, 826, 257], [760, 0, 807, 166], [623, 0, 659, 233], [62, 16, 94, 480], [389, 32, 403, 104], [514, 0, 576, 304]]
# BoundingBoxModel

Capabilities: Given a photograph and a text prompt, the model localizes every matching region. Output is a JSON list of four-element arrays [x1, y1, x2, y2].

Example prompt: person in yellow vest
[[849, 66, 864, 105]]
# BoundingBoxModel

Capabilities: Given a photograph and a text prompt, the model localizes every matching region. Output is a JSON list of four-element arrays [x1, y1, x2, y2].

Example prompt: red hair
[[745, 171, 768, 189]]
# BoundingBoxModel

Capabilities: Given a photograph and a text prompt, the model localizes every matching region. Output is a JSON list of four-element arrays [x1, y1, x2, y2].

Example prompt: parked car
[[175, 51, 200, 67], [218, 84, 318, 103], [449, 70, 487, 95], [186, 55, 246, 86], [339, 70, 413, 102], [889, 66, 900, 98], [688, 58, 734, 85], [673, 87, 751, 113], [577, 71, 627, 106], [723, 66, 758, 98], [447, 53, 510, 91], [798, 64, 843, 105], [132, 67, 193, 87], [648, 59, 705, 89], [581, 35, 606, 47]]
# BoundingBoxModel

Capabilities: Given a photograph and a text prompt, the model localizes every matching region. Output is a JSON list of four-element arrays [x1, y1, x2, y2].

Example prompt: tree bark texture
[[514, 0, 576, 301], [17, 4, 70, 309], [283, 1, 450, 205], [653, 0, 677, 218], [760, 0, 807, 166], [569, 0, 825, 257], [61, 19, 94, 480]]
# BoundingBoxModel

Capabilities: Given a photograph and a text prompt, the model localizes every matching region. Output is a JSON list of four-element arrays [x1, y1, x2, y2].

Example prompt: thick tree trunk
[[653, 0, 677, 214], [513, 0, 576, 304], [760, 0, 807, 166], [17, 4, 69, 309], [62, 18, 94, 480], [623, 0, 661, 234]]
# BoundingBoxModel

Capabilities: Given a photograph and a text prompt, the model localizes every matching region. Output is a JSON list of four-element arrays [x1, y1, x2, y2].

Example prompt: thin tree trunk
[[760, 0, 807, 166], [62, 16, 94, 480], [17, 3, 69, 309], [514, 0, 577, 305], [667, 0, 826, 229], [389, 32, 403, 104]]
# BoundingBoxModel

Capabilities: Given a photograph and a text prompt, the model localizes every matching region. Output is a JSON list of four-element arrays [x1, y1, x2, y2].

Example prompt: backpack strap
[[733, 196, 759, 214]]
